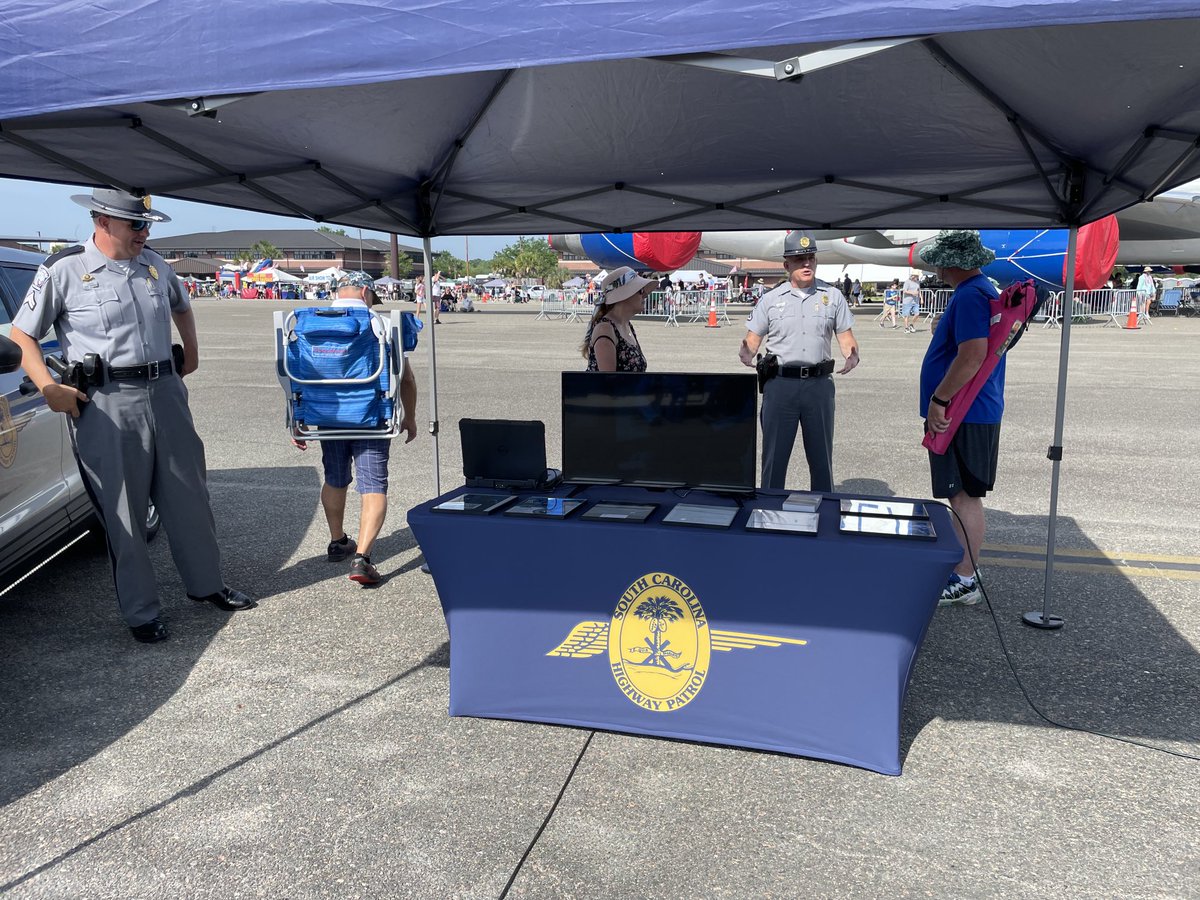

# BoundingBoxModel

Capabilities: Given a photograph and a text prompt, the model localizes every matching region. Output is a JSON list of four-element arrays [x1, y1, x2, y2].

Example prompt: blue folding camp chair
[[1158, 287, 1182, 316], [273, 306, 407, 440]]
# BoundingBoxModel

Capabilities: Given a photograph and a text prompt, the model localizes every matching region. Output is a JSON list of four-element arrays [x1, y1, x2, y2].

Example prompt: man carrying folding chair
[[292, 272, 418, 585]]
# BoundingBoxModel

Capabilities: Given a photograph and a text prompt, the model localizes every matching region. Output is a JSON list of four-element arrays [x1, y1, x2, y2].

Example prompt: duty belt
[[108, 358, 174, 381], [779, 359, 835, 378]]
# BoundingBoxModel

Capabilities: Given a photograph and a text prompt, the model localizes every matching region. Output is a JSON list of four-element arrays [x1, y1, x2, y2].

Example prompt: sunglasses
[[106, 216, 151, 232]]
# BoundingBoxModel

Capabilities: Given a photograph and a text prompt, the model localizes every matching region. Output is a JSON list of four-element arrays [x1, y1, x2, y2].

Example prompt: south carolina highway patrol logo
[[548, 572, 807, 713]]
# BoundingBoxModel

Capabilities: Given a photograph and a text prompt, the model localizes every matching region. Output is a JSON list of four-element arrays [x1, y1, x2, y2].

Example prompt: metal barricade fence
[[533, 291, 568, 320], [1040, 288, 1138, 328], [920, 289, 953, 323], [564, 289, 589, 322], [537, 289, 735, 325]]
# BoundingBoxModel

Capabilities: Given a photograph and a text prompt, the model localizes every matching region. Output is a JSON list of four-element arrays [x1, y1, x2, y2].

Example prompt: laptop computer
[[459, 418, 562, 490]]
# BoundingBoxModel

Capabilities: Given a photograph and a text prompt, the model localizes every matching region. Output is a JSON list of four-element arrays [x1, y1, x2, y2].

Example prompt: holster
[[172, 343, 185, 375], [755, 352, 779, 394], [47, 353, 103, 391]]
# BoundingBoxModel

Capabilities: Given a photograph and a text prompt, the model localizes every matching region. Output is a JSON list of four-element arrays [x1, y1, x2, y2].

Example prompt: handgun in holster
[[46, 352, 104, 391], [171, 343, 185, 376], [755, 352, 779, 394]]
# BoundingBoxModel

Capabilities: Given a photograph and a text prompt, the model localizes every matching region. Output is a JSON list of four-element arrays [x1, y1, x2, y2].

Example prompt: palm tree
[[632, 596, 684, 668]]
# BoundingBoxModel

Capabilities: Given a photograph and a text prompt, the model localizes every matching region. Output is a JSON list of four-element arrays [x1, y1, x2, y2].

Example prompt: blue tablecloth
[[409, 486, 961, 775]]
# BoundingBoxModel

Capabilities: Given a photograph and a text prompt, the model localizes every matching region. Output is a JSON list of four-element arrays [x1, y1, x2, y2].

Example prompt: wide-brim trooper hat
[[782, 229, 821, 257], [918, 229, 995, 269], [599, 266, 655, 306], [70, 187, 171, 223]]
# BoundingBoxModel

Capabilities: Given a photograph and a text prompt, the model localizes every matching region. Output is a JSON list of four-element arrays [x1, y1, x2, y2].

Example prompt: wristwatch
[[931, 395, 950, 408]]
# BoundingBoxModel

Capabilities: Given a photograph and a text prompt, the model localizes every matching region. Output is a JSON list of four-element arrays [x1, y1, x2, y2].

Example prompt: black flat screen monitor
[[561, 372, 757, 492]]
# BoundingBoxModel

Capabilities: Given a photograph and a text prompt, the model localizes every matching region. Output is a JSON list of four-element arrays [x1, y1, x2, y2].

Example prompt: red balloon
[[632, 232, 702, 271], [1071, 215, 1119, 290]]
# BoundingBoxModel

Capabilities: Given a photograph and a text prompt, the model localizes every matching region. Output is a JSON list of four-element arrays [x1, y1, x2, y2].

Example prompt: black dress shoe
[[130, 619, 169, 643], [187, 587, 257, 611]]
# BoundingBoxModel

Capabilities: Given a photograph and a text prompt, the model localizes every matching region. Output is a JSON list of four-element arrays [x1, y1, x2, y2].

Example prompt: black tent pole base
[[1022, 611, 1064, 630]]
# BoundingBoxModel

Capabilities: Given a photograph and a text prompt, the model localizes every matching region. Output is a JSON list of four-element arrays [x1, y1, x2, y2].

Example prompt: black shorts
[[928, 422, 1000, 498]]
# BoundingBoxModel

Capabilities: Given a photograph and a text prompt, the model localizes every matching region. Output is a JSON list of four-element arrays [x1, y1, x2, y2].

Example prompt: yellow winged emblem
[[547, 621, 806, 657]]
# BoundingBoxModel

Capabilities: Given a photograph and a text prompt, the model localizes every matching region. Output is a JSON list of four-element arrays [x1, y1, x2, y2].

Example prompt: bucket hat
[[918, 230, 995, 269], [338, 270, 375, 288]]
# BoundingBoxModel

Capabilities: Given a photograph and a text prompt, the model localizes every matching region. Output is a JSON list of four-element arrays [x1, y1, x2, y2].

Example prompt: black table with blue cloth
[[408, 485, 961, 775]]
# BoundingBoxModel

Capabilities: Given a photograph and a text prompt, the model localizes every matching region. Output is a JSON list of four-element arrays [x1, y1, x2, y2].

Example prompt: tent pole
[[422, 237, 441, 496], [1024, 225, 1078, 630]]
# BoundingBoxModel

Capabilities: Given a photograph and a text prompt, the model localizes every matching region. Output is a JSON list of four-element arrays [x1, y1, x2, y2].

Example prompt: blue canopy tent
[[3, 0, 1200, 624]]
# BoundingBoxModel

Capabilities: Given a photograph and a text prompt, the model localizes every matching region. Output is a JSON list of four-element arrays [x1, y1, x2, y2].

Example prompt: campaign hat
[[782, 230, 820, 257], [71, 188, 171, 223]]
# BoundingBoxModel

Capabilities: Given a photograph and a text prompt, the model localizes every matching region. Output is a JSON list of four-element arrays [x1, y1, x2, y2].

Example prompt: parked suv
[[0, 245, 157, 586]]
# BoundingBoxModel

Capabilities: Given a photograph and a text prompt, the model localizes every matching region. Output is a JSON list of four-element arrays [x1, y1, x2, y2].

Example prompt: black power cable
[[932, 499, 1199, 764], [498, 730, 596, 899]]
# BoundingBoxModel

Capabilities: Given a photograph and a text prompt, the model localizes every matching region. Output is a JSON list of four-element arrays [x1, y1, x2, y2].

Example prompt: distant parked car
[[0, 245, 158, 586]]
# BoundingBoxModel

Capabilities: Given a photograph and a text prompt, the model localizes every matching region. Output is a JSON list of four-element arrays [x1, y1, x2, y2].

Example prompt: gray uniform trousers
[[70, 375, 223, 627], [760, 374, 836, 492]]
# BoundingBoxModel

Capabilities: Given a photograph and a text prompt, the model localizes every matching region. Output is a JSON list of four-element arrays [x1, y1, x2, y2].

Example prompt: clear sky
[[0, 177, 519, 259]]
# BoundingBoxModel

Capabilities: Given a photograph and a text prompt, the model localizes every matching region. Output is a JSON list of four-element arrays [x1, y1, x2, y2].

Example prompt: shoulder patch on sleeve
[[43, 245, 85, 268]]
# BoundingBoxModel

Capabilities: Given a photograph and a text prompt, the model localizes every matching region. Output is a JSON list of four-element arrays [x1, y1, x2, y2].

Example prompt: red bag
[[923, 279, 1043, 455]]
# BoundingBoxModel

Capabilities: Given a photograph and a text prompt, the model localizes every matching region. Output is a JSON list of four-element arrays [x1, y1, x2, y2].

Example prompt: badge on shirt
[[822, 296, 829, 306], [81, 273, 93, 282], [148, 265, 159, 280]]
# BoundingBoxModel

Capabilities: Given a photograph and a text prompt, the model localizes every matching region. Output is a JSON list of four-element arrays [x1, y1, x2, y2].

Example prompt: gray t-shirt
[[745, 279, 854, 365]]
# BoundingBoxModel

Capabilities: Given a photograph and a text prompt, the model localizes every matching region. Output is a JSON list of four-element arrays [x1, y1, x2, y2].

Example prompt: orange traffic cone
[[1124, 296, 1141, 330], [705, 297, 719, 328]]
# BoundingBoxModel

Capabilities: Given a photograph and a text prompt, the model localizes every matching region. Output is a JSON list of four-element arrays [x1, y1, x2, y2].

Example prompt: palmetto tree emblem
[[628, 595, 687, 671]]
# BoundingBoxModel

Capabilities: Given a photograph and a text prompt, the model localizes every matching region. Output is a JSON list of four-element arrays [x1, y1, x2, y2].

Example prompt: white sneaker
[[938, 574, 981, 607]]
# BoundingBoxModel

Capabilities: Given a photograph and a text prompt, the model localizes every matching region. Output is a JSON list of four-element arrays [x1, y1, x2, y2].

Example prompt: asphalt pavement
[[1, 299, 1197, 898]]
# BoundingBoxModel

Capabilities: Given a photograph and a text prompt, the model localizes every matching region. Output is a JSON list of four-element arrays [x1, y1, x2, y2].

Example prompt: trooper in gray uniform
[[9, 188, 255, 644], [739, 230, 860, 492]]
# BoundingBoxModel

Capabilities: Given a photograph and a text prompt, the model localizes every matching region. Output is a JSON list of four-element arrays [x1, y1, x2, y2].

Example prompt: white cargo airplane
[[551, 187, 1200, 288]]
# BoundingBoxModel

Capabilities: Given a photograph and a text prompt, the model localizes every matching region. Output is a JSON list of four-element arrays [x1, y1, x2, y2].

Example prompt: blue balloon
[[579, 233, 642, 271]]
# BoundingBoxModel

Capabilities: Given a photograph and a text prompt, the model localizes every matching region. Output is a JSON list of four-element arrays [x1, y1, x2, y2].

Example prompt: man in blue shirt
[[917, 230, 1001, 606]]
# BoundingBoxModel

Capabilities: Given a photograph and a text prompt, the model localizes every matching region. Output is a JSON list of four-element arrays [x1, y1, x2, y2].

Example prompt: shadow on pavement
[[893, 503, 1200, 764], [0, 466, 316, 808], [0, 641, 451, 895]]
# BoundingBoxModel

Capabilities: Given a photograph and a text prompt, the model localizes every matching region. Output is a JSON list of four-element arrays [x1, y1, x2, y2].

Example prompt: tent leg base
[[1022, 611, 1064, 630]]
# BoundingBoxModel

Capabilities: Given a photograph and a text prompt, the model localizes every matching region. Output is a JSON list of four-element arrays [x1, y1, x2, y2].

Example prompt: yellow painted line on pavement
[[984, 543, 1200, 565], [980, 546, 1200, 581]]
